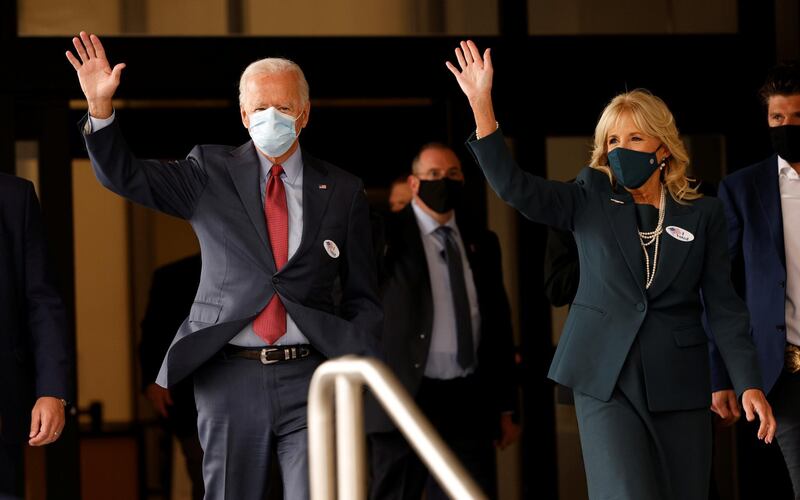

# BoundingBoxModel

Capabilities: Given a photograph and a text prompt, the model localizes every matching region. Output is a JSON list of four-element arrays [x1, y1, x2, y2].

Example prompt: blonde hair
[[239, 58, 309, 107], [590, 89, 700, 202]]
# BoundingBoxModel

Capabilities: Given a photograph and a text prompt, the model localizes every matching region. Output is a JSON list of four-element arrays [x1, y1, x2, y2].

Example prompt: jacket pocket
[[188, 302, 222, 325], [570, 302, 607, 317], [672, 326, 707, 347]]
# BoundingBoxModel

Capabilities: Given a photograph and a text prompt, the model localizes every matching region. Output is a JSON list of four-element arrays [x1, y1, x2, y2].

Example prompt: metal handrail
[[308, 356, 488, 500]]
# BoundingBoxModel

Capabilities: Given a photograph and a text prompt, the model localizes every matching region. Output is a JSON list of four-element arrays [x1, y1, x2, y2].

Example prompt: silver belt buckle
[[260, 347, 281, 365]]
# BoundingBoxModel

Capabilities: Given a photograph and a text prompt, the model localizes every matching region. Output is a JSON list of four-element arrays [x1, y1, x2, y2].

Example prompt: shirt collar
[[411, 199, 458, 236], [255, 146, 303, 184]]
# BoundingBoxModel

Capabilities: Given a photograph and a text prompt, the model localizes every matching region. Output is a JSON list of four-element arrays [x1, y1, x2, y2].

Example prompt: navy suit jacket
[[0, 174, 72, 442], [714, 155, 787, 394], [80, 115, 383, 387], [467, 129, 762, 411]]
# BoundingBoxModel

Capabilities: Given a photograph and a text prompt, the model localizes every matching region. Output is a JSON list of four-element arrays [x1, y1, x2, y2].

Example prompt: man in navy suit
[[714, 62, 800, 498], [66, 32, 382, 500], [0, 174, 73, 499]]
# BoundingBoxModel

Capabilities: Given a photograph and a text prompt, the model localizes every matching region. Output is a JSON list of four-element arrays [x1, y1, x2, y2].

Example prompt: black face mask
[[770, 125, 800, 163], [416, 178, 464, 214]]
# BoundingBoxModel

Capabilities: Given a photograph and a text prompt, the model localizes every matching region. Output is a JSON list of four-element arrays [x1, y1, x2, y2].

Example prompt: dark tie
[[254, 164, 288, 344], [435, 226, 475, 370]]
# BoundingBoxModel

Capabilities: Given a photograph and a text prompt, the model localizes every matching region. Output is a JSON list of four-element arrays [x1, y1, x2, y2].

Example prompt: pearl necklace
[[638, 186, 666, 290]]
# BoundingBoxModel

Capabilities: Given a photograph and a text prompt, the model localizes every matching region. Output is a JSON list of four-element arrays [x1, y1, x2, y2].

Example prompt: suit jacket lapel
[[287, 151, 333, 266], [646, 196, 700, 299], [754, 155, 786, 269], [605, 190, 646, 295], [225, 141, 275, 271]]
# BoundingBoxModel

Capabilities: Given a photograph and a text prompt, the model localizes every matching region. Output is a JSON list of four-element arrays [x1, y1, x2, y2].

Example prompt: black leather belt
[[222, 344, 315, 365]]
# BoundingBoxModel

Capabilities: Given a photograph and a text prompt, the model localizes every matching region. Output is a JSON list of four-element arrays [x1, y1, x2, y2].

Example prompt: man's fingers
[[164, 390, 174, 406], [79, 31, 95, 59], [729, 399, 741, 419], [455, 47, 467, 71], [90, 33, 105, 59], [713, 404, 730, 420], [72, 37, 89, 64], [111, 63, 126, 84], [65, 51, 82, 71]]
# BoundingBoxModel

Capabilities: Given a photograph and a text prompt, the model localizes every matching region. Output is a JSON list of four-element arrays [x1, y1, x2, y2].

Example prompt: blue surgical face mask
[[607, 145, 664, 189], [248, 107, 303, 158]]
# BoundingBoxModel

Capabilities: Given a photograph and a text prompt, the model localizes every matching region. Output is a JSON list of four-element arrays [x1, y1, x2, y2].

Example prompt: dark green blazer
[[467, 129, 762, 412]]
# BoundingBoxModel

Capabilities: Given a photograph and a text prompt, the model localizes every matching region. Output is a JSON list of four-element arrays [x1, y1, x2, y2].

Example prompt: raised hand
[[445, 40, 497, 139], [445, 40, 493, 103], [742, 388, 777, 444], [65, 32, 125, 119]]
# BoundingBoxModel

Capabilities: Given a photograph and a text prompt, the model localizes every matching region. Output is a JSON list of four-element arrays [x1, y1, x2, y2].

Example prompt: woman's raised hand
[[445, 40, 497, 138], [446, 40, 493, 102]]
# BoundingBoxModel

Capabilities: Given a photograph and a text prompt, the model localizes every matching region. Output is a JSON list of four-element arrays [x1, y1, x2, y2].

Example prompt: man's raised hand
[[65, 32, 125, 119]]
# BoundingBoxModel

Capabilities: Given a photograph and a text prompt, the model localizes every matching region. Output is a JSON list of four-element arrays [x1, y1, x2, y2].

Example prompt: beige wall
[[18, 0, 498, 35], [145, 0, 227, 35], [244, 0, 415, 35], [18, 0, 122, 35], [72, 160, 133, 423]]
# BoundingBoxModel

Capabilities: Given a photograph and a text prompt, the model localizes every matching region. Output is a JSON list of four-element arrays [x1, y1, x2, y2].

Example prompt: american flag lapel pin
[[318, 184, 327, 190]]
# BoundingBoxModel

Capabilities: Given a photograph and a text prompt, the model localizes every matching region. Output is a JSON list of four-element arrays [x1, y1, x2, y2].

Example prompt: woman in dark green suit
[[445, 40, 777, 499]]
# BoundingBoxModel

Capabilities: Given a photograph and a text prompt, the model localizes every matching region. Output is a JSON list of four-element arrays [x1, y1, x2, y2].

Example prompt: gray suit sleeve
[[80, 114, 208, 219]]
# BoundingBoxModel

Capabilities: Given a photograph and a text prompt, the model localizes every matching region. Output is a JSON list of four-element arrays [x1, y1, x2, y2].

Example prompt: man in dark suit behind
[[366, 143, 519, 500], [67, 32, 382, 499], [140, 253, 204, 500], [714, 62, 800, 499], [0, 174, 73, 499]]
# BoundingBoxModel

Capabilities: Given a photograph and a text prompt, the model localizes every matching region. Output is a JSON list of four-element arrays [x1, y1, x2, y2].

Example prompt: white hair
[[238, 58, 309, 107]]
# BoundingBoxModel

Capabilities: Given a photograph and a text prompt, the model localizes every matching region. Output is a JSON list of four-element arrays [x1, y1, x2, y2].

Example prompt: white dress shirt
[[411, 200, 481, 379], [778, 155, 800, 347]]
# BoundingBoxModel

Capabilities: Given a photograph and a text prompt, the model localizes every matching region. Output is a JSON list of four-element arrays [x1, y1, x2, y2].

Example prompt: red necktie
[[253, 164, 288, 344]]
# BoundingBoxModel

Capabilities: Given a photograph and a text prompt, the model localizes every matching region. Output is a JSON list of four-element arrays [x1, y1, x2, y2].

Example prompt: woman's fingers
[[466, 40, 483, 67], [460, 40, 473, 64], [65, 51, 82, 71], [455, 47, 467, 71]]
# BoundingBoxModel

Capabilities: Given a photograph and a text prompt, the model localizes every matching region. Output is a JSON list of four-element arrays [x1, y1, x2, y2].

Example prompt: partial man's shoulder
[[723, 155, 776, 189]]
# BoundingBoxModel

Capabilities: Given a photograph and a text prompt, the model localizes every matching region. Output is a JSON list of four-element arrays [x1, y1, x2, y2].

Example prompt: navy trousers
[[193, 349, 323, 500]]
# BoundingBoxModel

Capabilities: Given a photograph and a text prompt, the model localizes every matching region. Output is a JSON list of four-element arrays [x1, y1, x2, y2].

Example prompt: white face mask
[[248, 107, 303, 157]]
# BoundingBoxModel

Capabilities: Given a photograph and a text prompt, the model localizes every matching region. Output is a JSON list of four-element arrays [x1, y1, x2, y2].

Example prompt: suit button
[[414, 363, 421, 369], [636, 302, 645, 312], [419, 333, 426, 339], [777, 325, 786, 332], [780, 280, 786, 288], [272, 276, 280, 284]]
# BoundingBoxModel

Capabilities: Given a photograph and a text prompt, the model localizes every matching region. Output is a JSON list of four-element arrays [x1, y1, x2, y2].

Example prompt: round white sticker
[[665, 226, 694, 242], [323, 239, 340, 258]]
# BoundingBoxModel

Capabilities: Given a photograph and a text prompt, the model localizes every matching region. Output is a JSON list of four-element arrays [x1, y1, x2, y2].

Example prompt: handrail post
[[335, 374, 366, 500], [308, 369, 336, 500], [308, 357, 487, 500]]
